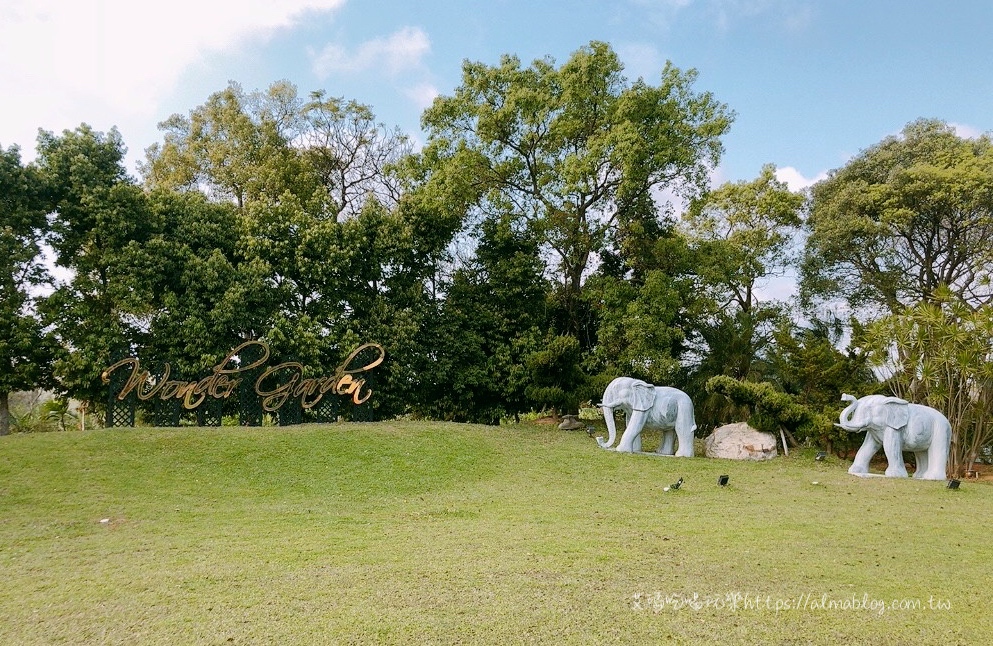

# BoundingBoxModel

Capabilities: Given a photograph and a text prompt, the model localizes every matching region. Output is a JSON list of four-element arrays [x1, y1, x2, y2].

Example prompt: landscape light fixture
[[670, 477, 683, 491], [815, 451, 827, 461], [717, 475, 729, 486], [947, 479, 961, 490]]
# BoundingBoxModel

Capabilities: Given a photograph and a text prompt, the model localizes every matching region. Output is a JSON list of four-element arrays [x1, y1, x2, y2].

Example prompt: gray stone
[[705, 422, 778, 461], [558, 414, 584, 430]]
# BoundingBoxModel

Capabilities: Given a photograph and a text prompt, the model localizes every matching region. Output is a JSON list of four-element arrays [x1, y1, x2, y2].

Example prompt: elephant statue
[[835, 393, 951, 480], [597, 377, 697, 456]]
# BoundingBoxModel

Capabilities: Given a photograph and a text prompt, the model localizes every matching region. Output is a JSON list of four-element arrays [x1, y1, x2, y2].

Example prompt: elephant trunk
[[835, 393, 862, 432], [598, 405, 618, 448]]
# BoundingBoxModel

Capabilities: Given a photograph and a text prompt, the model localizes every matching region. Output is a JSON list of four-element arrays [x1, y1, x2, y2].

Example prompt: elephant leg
[[617, 410, 647, 453], [632, 433, 643, 453], [912, 451, 929, 480], [658, 429, 676, 455], [920, 432, 950, 480], [674, 426, 694, 457], [848, 434, 880, 475], [882, 427, 909, 478]]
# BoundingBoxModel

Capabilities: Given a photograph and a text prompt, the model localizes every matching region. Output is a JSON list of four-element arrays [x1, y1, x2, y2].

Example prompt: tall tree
[[0, 145, 53, 435], [675, 165, 804, 427], [143, 81, 309, 208], [426, 214, 549, 423], [301, 91, 410, 221], [143, 82, 418, 368], [585, 248, 693, 386], [140, 190, 249, 375], [802, 119, 993, 314], [36, 125, 158, 405], [766, 317, 879, 454], [419, 40, 733, 335], [683, 165, 804, 376], [583, 202, 698, 391]]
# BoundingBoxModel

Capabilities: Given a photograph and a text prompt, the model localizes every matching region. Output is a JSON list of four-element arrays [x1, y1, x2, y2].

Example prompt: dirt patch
[[960, 463, 993, 482]]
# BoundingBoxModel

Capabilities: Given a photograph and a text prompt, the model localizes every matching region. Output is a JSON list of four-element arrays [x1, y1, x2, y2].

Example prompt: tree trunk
[[0, 392, 10, 436]]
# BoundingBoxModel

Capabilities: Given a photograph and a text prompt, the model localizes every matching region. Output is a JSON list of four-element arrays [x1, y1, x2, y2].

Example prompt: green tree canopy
[[419, 40, 733, 334], [36, 125, 158, 405], [679, 165, 804, 427], [427, 214, 549, 423], [142, 82, 425, 376], [0, 145, 54, 435], [802, 119, 993, 314], [140, 190, 248, 376], [524, 334, 587, 418], [684, 164, 803, 319]]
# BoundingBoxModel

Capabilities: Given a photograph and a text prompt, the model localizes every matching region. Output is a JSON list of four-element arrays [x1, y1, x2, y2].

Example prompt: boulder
[[705, 422, 778, 461], [557, 414, 584, 430]]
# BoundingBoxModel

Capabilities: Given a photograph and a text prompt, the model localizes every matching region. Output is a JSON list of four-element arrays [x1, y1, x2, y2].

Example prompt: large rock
[[705, 423, 778, 461], [557, 415, 584, 430]]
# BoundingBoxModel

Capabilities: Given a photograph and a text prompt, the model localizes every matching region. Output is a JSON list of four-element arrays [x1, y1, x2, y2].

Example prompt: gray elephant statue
[[835, 393, 951, 480], [597, 377, 697, 456]]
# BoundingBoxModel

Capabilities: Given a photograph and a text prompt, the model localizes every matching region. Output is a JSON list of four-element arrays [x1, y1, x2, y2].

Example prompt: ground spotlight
[[815, 451, 827, 461], [717, 475, 729, 486], [947, 479, 961, 490], [669, 477, 683, 491]]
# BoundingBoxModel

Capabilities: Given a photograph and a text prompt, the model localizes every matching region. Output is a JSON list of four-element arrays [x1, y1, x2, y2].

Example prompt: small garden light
[[717, 475, 729, 486], [946, 479, 961, 490], [815, 451, 827, 461]]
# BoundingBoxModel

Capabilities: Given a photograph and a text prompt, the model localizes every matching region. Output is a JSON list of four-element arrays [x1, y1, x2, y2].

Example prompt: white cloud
[[708, 164, 730, 188], [309, 27, 434, 129], [627, 0, 695, 29], [950, 122, 984, 140], [0, 0, 345, 155], [615, 42, 664, 82], [774, 166, 827, 192], [403, 82, 439, 112], [633, 0, 815, 33], [310, 26, 431, 78]]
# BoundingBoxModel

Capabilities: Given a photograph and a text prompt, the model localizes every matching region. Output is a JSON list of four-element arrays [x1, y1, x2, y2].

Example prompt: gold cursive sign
[[254, 343, 384, 411], [101, 340, 384, 411]]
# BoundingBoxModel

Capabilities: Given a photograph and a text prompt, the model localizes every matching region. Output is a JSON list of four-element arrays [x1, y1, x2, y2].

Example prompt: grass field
[[1, 422, 990, 645]]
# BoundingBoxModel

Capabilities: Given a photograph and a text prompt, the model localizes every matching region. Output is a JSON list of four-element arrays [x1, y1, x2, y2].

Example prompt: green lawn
[[1, 422, 989, 645]]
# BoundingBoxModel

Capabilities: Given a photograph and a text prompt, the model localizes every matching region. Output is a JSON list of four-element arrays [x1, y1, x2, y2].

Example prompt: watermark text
[[630, 591, 951, 616]]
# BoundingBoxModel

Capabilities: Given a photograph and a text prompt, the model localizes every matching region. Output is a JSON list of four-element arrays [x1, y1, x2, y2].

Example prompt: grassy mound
[[1, 422, 990, 644]]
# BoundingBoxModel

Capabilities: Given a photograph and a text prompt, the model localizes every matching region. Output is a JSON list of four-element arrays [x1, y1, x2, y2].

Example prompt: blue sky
[[2, 0, 992, 191]]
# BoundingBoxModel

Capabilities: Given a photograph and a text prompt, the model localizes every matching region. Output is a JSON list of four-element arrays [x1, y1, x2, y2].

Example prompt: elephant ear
[[631, 381, 656, 411], [883, 397, 910, 429]]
